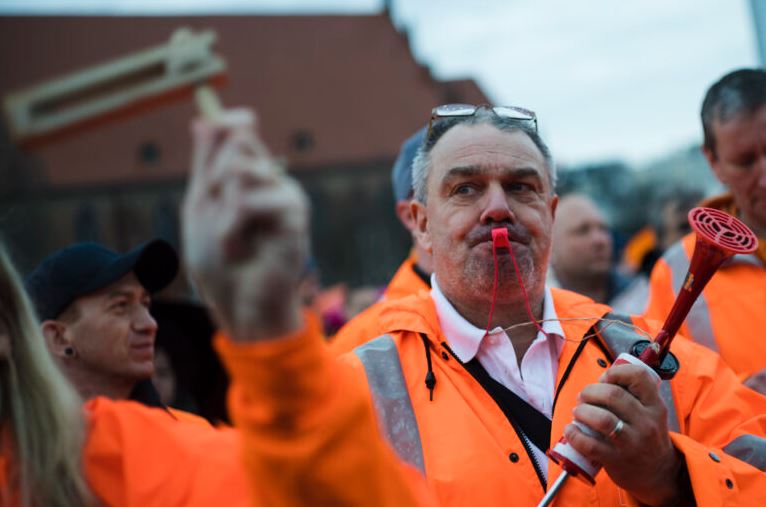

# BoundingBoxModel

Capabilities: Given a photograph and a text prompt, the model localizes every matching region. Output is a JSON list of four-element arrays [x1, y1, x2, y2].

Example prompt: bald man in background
[[549, 194, 632, 306]]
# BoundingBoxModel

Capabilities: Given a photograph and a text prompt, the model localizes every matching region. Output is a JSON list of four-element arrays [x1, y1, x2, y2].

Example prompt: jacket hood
[[375, 291, 442, 338]]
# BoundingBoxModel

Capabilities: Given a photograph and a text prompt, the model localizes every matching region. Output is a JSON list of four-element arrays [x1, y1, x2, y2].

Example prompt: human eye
[[728, 151, 757, 170], [736, 156, 757, 169], [507, 181, 537, 194], [451, 182, 479, 197], [110, 299, 129, 314]]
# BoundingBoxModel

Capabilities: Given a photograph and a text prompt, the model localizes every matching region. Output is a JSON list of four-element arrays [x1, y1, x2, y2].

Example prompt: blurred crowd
[[1, 61, 766, 507]]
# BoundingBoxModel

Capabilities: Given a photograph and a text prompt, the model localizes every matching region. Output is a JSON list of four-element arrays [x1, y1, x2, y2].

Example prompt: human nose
[[133, 306, 158, 336], [479, 184, 515, 224], [592, 227, 611, 248]]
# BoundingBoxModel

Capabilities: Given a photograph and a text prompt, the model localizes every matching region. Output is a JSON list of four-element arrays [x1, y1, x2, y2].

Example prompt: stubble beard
[[461, 249, 539, 302]]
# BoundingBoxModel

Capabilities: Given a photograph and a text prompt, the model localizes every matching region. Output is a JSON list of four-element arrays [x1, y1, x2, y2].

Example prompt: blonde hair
[[0, 245, 92, 507]]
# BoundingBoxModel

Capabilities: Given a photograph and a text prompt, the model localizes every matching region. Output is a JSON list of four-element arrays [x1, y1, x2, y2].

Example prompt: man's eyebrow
[[442, 166, 483, 180], [442, 166, 543, 181], [105, 288, 148, 300]]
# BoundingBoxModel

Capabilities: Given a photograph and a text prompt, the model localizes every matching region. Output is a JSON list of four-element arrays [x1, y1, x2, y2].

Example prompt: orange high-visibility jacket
[[645, 232, 766, 379], [331, 252, 429, 354], [82, 398, 251, 507], [221, 288, 766, 506], [0, 400, 249, 506], [80, 344, 435, 507]]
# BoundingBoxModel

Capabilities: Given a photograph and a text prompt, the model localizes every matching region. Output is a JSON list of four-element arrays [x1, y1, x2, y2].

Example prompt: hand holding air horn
[[538, 207, 759, 507]]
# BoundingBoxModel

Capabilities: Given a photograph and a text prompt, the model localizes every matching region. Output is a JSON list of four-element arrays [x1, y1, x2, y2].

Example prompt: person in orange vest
[[331, 127, 433, 353], [645, 68, 766, 393], [184, 105, 766, 506]]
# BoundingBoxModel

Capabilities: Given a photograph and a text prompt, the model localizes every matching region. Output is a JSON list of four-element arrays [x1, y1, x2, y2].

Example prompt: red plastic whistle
[[491, 227, 510, 249]]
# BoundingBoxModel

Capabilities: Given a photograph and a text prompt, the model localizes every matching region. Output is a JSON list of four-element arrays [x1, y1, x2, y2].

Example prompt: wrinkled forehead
[[559, 196, 605, 220], [712, 105, 766, 155], [552, 196, 607, 235], [429, 123, 547, 182], [713, 103, 766, 134]]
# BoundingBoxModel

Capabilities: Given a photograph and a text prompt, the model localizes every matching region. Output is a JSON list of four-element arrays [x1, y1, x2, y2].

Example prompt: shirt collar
[[431, 274, 564, 363]]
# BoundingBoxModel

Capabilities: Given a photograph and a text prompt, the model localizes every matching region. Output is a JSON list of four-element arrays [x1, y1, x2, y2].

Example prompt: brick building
[[0, 12, 489, 289]]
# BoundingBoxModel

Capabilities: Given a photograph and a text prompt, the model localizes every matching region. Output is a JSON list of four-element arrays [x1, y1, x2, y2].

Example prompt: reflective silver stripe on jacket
[[723, 434, 766, 471], [664, 242, 718, 353], [353, 334, 425, 473], [596, 314, 681, 433], [729, 252, 764, 268]]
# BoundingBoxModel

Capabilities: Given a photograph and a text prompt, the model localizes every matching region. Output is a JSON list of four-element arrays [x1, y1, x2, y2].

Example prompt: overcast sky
[[1, 0, 761, 166]]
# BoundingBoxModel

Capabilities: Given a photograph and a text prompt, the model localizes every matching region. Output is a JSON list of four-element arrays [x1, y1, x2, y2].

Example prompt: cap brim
[[132, 239, 179, 294], [75, 239, 179, 297]]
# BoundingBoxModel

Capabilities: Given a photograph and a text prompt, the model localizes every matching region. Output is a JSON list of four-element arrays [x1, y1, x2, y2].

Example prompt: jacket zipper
[[517, 422, 547, 491]]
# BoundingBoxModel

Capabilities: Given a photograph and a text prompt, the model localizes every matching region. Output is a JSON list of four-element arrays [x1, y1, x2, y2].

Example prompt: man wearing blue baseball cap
[[385, 126, 434, 300], [331, 127, 434, 352], [25, 239, 179, 404]]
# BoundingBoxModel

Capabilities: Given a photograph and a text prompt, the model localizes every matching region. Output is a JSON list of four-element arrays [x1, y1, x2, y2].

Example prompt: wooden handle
[[194, 84, 223, 119]]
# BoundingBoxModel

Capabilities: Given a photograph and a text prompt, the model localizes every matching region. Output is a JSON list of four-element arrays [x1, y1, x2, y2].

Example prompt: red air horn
[[538, 207, 758, 507]]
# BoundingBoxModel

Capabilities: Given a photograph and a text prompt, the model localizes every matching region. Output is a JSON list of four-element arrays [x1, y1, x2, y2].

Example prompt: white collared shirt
[[431, 275, 565, 479]]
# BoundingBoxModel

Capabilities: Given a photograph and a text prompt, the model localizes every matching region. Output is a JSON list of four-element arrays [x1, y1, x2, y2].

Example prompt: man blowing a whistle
[[184, 106, 766, 506]]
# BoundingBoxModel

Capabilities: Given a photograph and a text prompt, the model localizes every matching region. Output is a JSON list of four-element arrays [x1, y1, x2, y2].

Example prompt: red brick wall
[[0, 15, 488, 187]]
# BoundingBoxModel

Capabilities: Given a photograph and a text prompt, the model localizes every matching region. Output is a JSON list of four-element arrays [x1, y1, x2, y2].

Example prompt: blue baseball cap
[[25, 239, 179, 321], [391, 126, 427, 203]]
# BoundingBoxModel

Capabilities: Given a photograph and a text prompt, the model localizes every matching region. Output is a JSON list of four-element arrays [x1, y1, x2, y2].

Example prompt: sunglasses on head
[[427, 104, 538, 141]]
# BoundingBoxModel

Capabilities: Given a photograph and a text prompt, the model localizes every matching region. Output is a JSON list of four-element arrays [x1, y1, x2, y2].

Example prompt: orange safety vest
[[338, 288, 766, 506], [1, 400, 250, 507], [645, 229, 766, 379], [331, 252, 430, 355], [83, 398, 250, 507]]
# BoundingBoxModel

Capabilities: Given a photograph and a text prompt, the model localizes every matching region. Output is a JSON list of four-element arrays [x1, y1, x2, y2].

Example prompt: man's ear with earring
[[41, 320, 76, 359]]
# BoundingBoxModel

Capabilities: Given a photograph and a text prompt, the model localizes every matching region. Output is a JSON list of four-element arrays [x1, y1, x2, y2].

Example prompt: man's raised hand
[[183, 109, 309, 341]]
